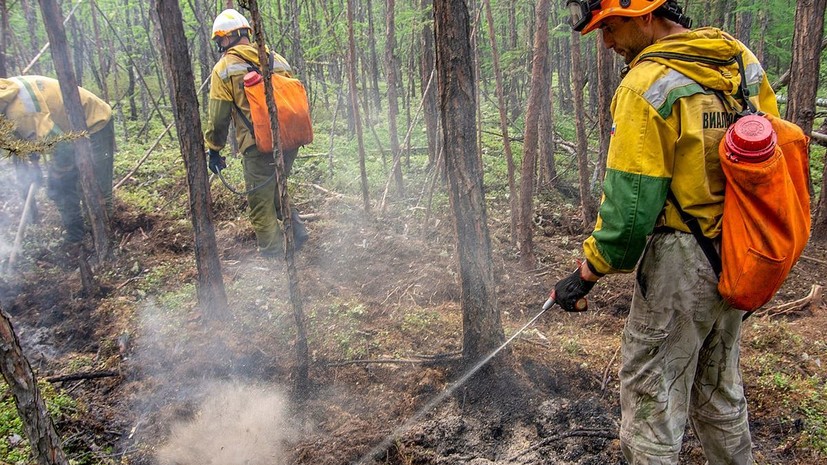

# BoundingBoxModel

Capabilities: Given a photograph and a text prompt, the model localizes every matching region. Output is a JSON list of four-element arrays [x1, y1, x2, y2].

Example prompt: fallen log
[[45, 370, 119, 384]]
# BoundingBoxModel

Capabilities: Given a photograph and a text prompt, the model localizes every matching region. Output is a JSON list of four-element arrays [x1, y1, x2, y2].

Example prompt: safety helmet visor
[[567, 0, 602, 32]]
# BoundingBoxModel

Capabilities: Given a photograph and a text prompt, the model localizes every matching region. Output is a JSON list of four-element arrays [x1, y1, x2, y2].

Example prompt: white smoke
[[156, 381, 295, 465]]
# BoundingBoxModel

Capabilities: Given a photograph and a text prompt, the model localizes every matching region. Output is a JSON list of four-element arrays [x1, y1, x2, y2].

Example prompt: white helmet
[[211, 8, 251, 40]]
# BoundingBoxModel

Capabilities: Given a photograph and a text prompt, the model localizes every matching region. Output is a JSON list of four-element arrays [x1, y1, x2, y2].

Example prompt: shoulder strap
[[733, 52, 757, 114], [667, 190, 722, 277]]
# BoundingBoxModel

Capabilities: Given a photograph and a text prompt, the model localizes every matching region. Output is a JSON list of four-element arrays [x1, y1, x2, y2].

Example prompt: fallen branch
[[325, 353, 462, 367], [507, 429, 619, 463], [601, 346, 620, 392], [45, 370, 119, 383], [800, 254, 827, 266], [755, 284, 822, 318]]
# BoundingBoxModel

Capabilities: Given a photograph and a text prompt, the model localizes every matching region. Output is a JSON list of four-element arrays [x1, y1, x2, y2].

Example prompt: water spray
[[354, 298, 557, 464]]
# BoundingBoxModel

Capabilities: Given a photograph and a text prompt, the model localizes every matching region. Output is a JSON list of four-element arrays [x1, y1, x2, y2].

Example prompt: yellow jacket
[[203, 43, 292, 154], [0, 75, 111, 140], [583, 28, 779, 275]]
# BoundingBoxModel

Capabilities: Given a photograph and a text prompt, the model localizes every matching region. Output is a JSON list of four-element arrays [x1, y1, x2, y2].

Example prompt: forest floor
[[1, 163, 826, 465]]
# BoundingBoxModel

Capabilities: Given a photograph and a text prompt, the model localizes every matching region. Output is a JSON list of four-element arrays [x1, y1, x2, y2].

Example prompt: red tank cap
[[243, 71, 262, 87], [724, 114, 777, 163]]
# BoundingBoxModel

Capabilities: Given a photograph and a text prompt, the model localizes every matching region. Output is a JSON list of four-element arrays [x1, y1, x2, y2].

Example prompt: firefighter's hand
[[552, 265, 596, 312], [207, 149, 226, 174]]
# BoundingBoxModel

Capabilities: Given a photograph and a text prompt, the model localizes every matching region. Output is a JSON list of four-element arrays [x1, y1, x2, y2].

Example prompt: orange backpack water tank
[[717, 112, 811, 311], [243, 71, 313, 152]]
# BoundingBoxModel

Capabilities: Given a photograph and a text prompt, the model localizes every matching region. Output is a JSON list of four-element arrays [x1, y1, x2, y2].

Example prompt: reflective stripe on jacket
[[0, 75, 111, 140], [203, 43, 292, 154], [583, 28, 779, 275]]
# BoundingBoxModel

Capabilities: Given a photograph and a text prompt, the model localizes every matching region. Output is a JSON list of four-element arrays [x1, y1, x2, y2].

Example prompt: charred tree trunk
[[483, 0, 518, 244], [385, 0, 404, 197], [347, 0, 370, 212], [517, 0, 549, 270], [153, 0, 228, 318], [39, 0, 112, 261], [571, 30, 595, 227], [0, 308, 70, 465], [434, 0, 504, 361]]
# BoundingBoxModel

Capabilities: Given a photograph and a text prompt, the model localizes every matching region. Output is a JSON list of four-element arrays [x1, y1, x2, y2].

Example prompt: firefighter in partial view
[[204, 8, 309, 258], [548, 1, 779, 464], [0, 75, 115, 245]]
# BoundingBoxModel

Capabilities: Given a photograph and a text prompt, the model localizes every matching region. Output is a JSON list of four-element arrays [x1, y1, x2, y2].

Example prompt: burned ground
[[1, 173, 826, 465]]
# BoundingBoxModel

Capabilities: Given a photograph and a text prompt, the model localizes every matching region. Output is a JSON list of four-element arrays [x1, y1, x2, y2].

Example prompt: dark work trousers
[[46, 120, 115, 243]]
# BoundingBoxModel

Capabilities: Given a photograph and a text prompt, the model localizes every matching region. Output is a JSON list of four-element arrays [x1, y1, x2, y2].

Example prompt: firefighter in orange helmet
[[549, 1, 778, 464]]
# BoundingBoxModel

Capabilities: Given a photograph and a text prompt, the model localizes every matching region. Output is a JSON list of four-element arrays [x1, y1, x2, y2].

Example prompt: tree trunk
[[89, 0, 109, 100], [735, 0, 753, 46], [69, 15, 83, 86], [517, 0, 549, 270], [152, 0, 228, 318], [434, 0, 504, 361], [365, 0, 382, 112], [788, 0, 827, 241], [346, 0, 370, 212], [21, 0, 40, 73], [571, 30, 595, 227], [0, 308, 70, 465], [244, 0, 311, 392], [420, 0, 439, 167], [595, 34, 617, 184], [785, 0, 826, 136], [557, 36, 573, 114], [483, 0, 518, 244], [385, 0, 404, 197], [0, 0, 7, 77], [123, 0, 138, 120], [754, 0, 769, 63], [39, 0, 112, 261]]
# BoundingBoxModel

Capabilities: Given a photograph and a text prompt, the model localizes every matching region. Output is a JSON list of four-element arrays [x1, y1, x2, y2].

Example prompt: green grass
[[0, 381, 81, 464]]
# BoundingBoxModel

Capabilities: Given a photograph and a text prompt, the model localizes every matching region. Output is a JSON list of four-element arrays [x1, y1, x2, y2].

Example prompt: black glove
[[207, 149, 226, 174], [553, 268, 596, 312]]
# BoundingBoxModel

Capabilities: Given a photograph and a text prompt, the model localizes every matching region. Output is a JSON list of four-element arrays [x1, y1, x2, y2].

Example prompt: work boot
[[291, 208, 309, 251]]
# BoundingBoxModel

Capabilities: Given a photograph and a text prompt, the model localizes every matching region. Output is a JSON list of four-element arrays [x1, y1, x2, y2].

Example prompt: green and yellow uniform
[[0, 75, 114, 243], [204, 43, 306, 255], [585, 28, 779, 464]]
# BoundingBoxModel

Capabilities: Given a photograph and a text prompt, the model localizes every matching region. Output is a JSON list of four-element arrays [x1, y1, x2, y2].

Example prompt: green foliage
[[0, 381, 80, 464]]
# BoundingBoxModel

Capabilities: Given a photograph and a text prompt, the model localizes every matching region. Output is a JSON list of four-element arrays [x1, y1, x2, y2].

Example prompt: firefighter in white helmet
[[203, 8, 309, 257]]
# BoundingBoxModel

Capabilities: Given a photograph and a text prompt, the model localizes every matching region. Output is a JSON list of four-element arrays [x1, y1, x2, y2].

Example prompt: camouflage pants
[[620, 231, 753, 465], [46, 120, 115, 243], [242, 146, 307, 255]]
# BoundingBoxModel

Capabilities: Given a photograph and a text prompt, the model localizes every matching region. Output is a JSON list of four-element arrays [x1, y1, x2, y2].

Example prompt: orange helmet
[[568, 0, 670, 34]]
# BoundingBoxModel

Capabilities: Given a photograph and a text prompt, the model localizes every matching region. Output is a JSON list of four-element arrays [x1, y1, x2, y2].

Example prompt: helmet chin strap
[[215, 30, 249, 53]]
